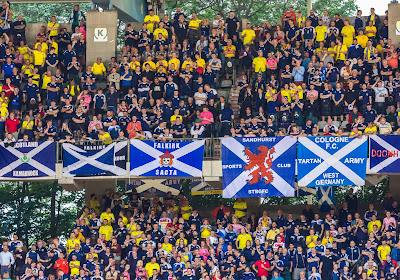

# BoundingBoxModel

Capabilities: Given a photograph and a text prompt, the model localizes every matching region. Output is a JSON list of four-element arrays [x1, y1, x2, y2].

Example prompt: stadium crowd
[[2, 188, 400, 280], [0, 2, 398, 143]]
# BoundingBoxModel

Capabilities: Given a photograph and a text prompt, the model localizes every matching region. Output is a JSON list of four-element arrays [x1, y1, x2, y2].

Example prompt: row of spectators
[[2, 187, 400, 280], [0, 3, 399, 143]]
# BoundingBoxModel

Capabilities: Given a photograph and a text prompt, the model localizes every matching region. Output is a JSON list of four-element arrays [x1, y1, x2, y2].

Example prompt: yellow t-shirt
[[181, 205, 192, 220], [341, 25, 355, 47], [92, 62, 106, 75], [42, 75, 51, 90], [365, 26, 377, 37], [143, 61, 156, 71], [69, 260, 80, 275], [144, 15, 160, 33], [33, 50, 46, 66], [100, 212, 115, 223], [145, 262, 160, 277], [224, 45, 236, 58], [306, 235, 318, 248], [266, 228, 279, 242], [130, 61, 141, 71], [196, 58, 206, 69], [168, 58, 180, 70], [127, 222, 137, 234], [22, 120, 34, 130], [200, 225, 211, 239], [153, 28, 168, 40], [367, 220, 381, 233], [66, 238, 81, 253], [51, 41, 59, 55], [333, 44, 348, 61], [99, 225, 113, 241], [162, 243, 172, 253], [181, 61, 193, 71], [30, 74, 40, 87], [22, 64, 34, 76], [67, 85, 80, 97], [175, 238, 188, 245], [280, 89, 293, 103], [237, 233, 252, 249], [35, 42, 48, 53], [356, 35, 369, 48], [265, 89, 277, 102], [99, 132, 112, 144], [156, 60, 168, 70], [241, 29, 256, 45], [377, 245, 391, 261], [189, 19, 202, 30], [315, 25, 327, 42], [0, 106, 8, 118], [47, 22, 59, 37], [233, 201, 247, 218], [18, 46, 29, 60], [364, 126, 377, 134], [328, 47, 335, 57], [253, 57, 266, 73]]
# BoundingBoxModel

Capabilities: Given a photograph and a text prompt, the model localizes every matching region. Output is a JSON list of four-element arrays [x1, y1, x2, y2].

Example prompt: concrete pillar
[[307, 0, 312, 16], [389, 175, 400, 201], [388, 3, 400, 46], [86, 10, 118, 67]]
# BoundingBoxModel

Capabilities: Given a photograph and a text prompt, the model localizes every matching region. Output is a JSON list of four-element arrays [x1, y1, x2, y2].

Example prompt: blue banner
[[0, 141, 56, 178], [297, 136, 368, 187], [318, 186, 335, 212], [369, 135, 400, 173], [63, 142, 127, 177], [221, 137, 297, 198], [130, 140, 205, 177], [126, 179, 181, 196]]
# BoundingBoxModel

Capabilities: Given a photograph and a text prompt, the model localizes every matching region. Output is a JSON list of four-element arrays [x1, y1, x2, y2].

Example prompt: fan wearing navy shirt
[[137, 77, 151, 100], [46, 76, 60, 106], [171, 117, 186, 138]]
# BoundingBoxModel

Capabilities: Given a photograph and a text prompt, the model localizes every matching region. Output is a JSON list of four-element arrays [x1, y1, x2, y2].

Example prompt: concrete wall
[[86, 10, 118, 66], [388, 4, 400, 46]]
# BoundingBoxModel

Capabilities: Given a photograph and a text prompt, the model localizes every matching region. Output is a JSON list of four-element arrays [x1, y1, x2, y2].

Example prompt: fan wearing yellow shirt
[[241, 23, 256, 45], [341, 20, 355, 48], [333, 39, 347, 64], [99, 220, 113, 241], [153, 22, 168, 41], [233, 198, 247, 219], [236, 228, 253, 249], [99, 129, 112, 144], [92, 57, 107, 82], [100, 207, 116, 224], [315, 20, 327, 43], [356, 30, 369, 48], [35, 42, 48, 54], [69, 255, 80, 276], [181, 201, 193, 221], [66, 233, 81, 253], [145, 257, 160, 277], [365, 21, 377, 38], [377, 240, 391, 262], [168, 52, 181, 70], [195, 53, 205, 71], [162, 238, 172, 253], [253, 50, 267, 76], [142, 58, 156, 72], [306, 229, 318, 248], [47, 16, 60, 38], [27, 45, 46, 68], [144, 10, 160, 33], [367, 215, 381, 233]]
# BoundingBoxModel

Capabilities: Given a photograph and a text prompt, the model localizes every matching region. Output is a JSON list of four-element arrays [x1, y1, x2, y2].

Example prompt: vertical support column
[[307, 0, 312, 15], [388, 3, 400, 46], [389, 175, 400, 201], [86, 10, 118, 67]]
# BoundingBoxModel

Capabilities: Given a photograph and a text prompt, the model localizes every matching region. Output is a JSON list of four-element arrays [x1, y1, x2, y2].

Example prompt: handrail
[[56, 137, 222, 163]]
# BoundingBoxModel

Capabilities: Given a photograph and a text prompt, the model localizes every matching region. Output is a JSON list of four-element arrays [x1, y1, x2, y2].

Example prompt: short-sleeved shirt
[[47, 22, 60, 37], [233, 201, 247, 218], [241, 29, 256, 45]]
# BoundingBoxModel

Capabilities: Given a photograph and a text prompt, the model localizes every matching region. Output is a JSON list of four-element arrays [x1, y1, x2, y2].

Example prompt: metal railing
[[56, 137, 222, 163]]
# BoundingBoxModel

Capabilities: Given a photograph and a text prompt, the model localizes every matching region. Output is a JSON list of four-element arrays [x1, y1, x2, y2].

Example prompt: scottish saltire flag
[[318, 186, 335, 212], [369, 135, 400, 173], [297, 136, 368, 187], [295, 185, 317, 197], [126, 179, 181, 196], [63, 142, 127, 177], [221, 137, 297, 198], [191, 179, 222, 195], [130, 140, 205, 177], [0, 141, 56, 178]]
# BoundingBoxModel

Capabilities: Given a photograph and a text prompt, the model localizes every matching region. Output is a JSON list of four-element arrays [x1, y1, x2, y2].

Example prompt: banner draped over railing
[[221, 137, 297, 198], [130, 139, 205, 177], [0, 141, 56, 178], [369, 135, 400, 173]]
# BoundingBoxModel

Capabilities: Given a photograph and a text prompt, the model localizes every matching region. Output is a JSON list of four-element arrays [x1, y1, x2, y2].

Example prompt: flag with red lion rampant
[[221, 137, 297, 198]]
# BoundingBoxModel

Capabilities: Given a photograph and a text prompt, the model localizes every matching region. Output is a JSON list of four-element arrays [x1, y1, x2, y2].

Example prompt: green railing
[[56, 137, 222, 163]]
